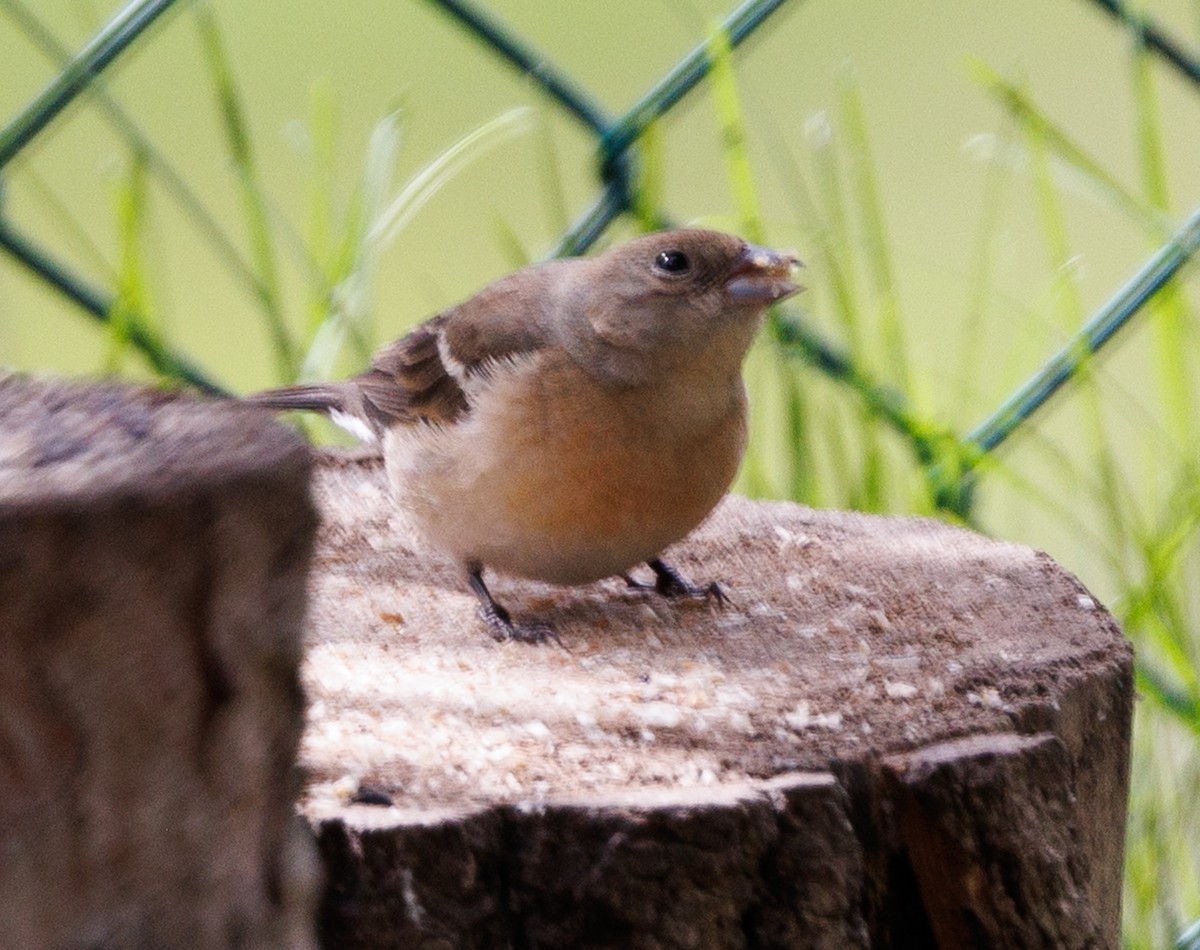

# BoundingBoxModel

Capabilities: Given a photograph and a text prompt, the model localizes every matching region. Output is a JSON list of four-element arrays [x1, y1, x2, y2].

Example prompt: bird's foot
[[468, 563, 564, 647], [477, 603, 562, 646], [622, 558, 729, 606]]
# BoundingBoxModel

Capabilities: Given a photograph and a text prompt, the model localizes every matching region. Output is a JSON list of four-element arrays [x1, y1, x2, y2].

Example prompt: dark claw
[[505, 619, 564, 647], [624, 558, 730, 606], [476, 599, 517, 642], [468, 563, 564, 647]]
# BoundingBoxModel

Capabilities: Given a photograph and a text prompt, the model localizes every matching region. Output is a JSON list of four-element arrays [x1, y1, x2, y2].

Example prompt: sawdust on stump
[[302, 452, 1124, 809]]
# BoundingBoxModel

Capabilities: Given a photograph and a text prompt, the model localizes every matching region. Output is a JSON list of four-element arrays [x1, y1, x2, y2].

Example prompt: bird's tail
[[244, 383, 346, 415], [245, 383, 379, 443]]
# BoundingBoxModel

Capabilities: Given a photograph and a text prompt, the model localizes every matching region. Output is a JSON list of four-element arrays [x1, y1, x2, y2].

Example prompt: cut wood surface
[[302, 452, 1133, 949], [0, 376, 320, 949]]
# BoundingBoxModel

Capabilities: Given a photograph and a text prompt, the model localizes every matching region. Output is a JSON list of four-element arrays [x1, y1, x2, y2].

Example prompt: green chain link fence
[[4, 0, 1199, 522]]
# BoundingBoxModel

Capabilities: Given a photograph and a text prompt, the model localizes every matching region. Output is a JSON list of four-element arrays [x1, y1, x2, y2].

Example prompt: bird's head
[[558, 229, 802, 384]]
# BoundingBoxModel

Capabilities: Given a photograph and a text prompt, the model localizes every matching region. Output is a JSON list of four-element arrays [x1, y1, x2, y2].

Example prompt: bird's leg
[[466, 564, 514, 640], [466, 563, 562, 646], [622, 557, 729, 606]]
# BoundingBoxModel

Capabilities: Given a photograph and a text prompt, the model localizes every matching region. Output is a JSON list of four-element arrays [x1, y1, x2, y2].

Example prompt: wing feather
[[353, 263, 563, 432]]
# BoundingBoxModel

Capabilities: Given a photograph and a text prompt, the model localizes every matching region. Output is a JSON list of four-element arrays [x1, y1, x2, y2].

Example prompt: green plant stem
[[0, 0, 277, 314], [0, 216, 228, 395], [428, 0, 796, 256], [599, 0, 795, 168], [969, 58, 1169, 238], [196, 7, 294, 381], [771, 308, 951, 468], [0, 0, 186, 168], [965, 205, 1200, 457]]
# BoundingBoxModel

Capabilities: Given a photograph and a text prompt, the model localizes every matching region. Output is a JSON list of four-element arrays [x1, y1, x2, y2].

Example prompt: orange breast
[[389, 351, 748, 585]]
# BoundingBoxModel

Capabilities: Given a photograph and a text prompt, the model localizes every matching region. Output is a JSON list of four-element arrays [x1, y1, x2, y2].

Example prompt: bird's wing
[[354, 266, 560, 430]]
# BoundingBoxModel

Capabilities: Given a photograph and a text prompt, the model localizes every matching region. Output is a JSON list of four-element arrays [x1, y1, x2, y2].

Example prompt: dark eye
[[654, 249, 691, 274]]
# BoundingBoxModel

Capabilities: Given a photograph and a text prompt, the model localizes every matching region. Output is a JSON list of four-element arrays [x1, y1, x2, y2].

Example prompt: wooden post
[[0, 376, 320, 949], [302, 453, 1132, 949]]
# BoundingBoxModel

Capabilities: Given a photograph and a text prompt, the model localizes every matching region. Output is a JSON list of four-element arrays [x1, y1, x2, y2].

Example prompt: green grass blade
[[1, 0, 278, 313], [21, 167, 114, 280], [837, 70, 910, 399], [803, 111, 863, 354], [1027, 86, 1136, 582], [1133, 43, 1171, 213], [0, 219, 227, 393], [964, 208, 1200, 457], [105, 148, 152, 373], [1023, 86, 1082, 333], [489, 212, 533, 270], [303, 78, 339, 323], [978, 450, 1118, 558], [801, 112, 883, 508], [736, 347, 778, 498], [532, 98, 571, 236], [371, 107, 533, 249], [781, 366, 817, 504], [596, 0, 792, 165], [968, 57, 1170, 237], [706, 22, 762, 242], [195, 5, 295, 381], [760, 114, 977, 510], [1120, 474, 1200, 709], [836, 72, 912, 511], [0, 0, 182, 168], [958, 121, 1017, 421], [630, 118, 666, 233], [346, 107, 402, 342], [820, 398, 857, 510], [707, 21, 778, 496], [1130, 38, 1195, 448], [299, 109, 402, 382]]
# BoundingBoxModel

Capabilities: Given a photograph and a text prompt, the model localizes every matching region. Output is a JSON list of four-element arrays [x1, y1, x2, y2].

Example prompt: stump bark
[[0, 376, 320, 949], [301, 453, 1133, 949]]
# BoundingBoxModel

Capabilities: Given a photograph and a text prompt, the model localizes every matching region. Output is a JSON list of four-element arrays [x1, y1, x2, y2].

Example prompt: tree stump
[[0, 376, 320, 949], [302, 453, 1133, 949]]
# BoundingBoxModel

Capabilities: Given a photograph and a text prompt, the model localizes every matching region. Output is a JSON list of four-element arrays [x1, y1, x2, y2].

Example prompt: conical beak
[[724, 243, 803, 303]]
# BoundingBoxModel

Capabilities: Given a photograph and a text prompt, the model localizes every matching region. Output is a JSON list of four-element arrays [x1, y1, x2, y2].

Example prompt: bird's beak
[[724, 243, 803, 303]]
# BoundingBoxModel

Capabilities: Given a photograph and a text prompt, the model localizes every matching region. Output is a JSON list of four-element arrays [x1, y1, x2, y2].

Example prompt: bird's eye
[[654, 249, 691, 274]]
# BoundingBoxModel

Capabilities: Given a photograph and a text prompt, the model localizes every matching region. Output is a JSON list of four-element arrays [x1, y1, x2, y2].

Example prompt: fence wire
[[1, 0, 1199, 519]]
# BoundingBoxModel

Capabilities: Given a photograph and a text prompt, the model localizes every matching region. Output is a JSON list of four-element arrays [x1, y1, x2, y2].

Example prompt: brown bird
[[248, 229, 801, 642]]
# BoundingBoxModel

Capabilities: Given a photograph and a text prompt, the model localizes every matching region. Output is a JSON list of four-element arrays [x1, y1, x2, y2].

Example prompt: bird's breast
[[384, 350, 748, 585]]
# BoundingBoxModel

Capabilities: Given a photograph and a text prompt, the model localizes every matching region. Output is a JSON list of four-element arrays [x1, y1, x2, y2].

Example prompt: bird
[[247, 229, 802, 642]]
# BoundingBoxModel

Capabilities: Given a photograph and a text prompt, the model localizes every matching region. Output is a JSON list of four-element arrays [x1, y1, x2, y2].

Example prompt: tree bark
[[0, 376, 320, 949]]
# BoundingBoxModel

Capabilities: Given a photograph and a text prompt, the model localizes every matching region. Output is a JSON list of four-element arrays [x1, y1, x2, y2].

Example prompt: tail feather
[[246, 383, 379, 443], [245, 383, 346, 415]]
